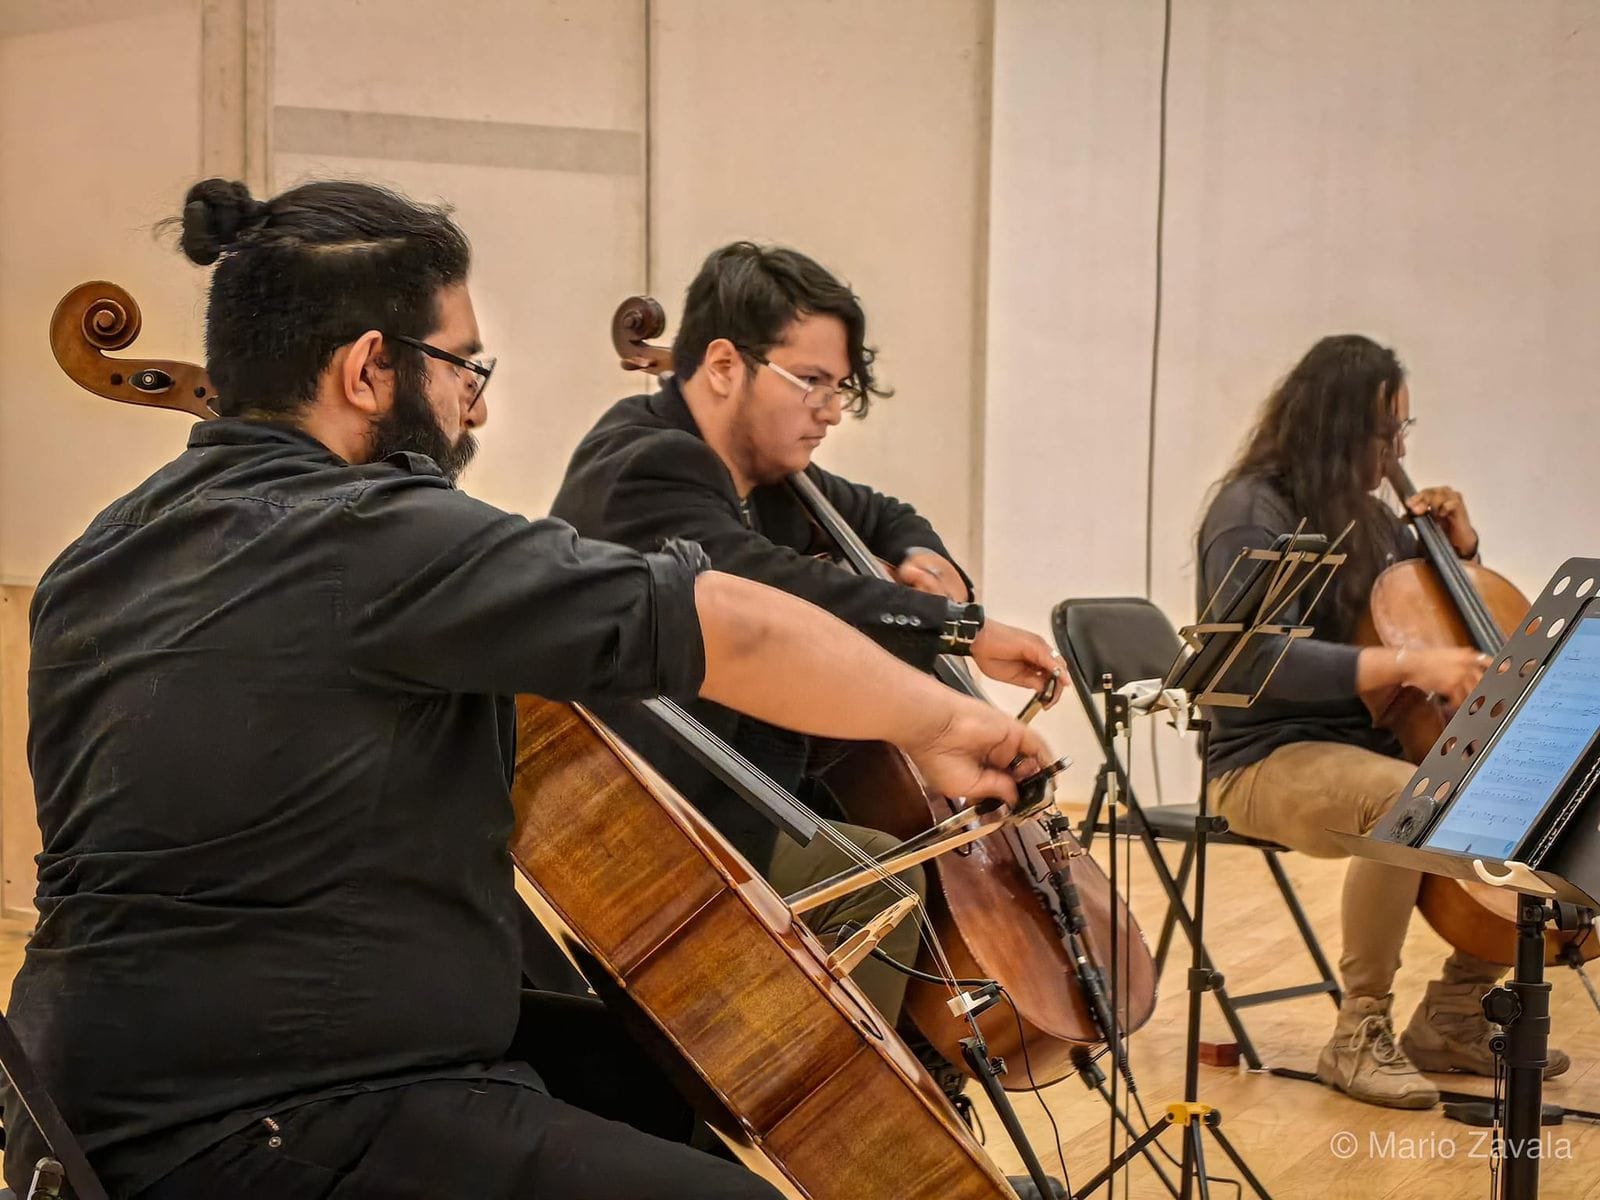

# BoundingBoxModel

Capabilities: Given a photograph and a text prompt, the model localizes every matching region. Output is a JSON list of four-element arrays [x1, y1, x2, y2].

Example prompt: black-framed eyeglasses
[[389, 333, 497, 404]]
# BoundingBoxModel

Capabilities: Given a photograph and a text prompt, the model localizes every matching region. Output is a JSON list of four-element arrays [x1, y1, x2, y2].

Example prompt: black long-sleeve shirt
[[1196, 474, 1413, 776], [6, 419, 706, 1196], [550, 377, 968, 863]]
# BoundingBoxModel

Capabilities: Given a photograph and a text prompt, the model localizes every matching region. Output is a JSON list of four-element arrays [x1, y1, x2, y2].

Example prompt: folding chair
[[1051, 596, 1341, 1070]]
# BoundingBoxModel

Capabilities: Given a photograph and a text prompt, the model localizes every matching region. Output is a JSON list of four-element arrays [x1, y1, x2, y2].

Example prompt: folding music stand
[[1334, 558, 1600, 1200], [1072, 528, 1346, 1200]]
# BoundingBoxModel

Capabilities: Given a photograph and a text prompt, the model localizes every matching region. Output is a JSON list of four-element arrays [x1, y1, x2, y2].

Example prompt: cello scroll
[[611, 295, 673, 375], [50, 281, 217, 418]]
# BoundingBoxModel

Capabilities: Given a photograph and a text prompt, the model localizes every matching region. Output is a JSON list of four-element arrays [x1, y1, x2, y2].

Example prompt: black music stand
[[1073, 529, 1346, 1200], [1334, 558, 1600, 1200]]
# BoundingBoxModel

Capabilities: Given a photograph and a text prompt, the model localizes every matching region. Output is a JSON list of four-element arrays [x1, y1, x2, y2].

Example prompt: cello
[[1359, 459, 1597, 966], [48, 279, 1035, 1199], [611, 295, 1158, 1088]]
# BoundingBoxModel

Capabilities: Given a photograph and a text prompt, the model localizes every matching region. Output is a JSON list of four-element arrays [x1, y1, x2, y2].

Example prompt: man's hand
[[1407, 486, 1478, 558], [903, 695, 1053, 808], [1401, 647, 1491, 709], [895, 548, 969, 601], [693, 572, 1058, 806], [970, 619, 1064, 705]]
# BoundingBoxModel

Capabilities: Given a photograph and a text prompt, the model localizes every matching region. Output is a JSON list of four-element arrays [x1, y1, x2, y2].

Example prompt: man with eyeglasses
[[1194, 334, 1569, 1111], [10, 185, 1058, 1200], [549, 242, 1063, 1050]]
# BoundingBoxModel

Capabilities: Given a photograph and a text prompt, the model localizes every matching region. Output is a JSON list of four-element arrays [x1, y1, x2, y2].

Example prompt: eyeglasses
[[738, 348, 860, 412], [1391, 416, 1418, 443], [388, 333, 497, 405]]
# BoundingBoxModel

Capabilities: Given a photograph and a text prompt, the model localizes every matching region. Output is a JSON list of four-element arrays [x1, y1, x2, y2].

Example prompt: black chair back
[[1051, 597, 1184, 739]]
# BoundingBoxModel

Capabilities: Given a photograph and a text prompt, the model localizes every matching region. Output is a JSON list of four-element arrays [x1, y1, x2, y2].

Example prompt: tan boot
[[1317, 994, 1439, 1109], [1400, 980, 1572, 1079]]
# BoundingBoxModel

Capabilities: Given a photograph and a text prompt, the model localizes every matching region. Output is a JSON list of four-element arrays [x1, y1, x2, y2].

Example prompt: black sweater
[[1196, 474, 1414, 776], [550, 377, 970, 862]]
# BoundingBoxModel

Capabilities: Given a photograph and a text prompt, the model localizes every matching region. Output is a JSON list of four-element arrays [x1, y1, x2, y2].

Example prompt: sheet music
[[1424, 616, 1600, 859]]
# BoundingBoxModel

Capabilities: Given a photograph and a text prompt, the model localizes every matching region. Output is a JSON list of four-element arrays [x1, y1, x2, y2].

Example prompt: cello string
[[784, 471, 1051, 1022]]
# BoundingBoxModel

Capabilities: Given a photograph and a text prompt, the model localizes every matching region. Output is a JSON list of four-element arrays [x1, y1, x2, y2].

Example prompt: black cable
[[859, 939, 1243, 1197], [853, 942, 1072, 1192], [1120, 790, 1134, 1200], [854, 938, 991, 991], [1106, 773, 1122, 1186], [1141, 0, 1174, 598], [1000, 987, 1073, 1198], [1124, 1088, 1242, 1200]]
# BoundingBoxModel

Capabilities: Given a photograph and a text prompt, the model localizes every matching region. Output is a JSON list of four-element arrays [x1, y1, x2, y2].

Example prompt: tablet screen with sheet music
[[1422, 614, 1600, 861]]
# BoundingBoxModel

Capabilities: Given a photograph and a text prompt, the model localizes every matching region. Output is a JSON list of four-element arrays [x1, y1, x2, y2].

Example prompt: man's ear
[[698, 338, 746, 400], [339, 330, 389, 416]]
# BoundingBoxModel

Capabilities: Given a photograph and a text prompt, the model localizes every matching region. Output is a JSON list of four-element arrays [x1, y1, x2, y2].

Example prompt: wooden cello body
[[511, 699, 1018, 1199], [794, 482, 1158, 1087], [611, 295, 1157, 1088], [48, 280, 1024, 1199], [1358, 462, 1596, 966]]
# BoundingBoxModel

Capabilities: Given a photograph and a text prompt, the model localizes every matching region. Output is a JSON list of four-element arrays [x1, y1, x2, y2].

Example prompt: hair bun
[[180, 178, 269, 266]]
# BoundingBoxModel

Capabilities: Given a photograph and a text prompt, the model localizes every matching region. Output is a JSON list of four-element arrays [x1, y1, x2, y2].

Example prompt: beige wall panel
[[1, 586, 36, 916], [1147, 0, 1600, 627], [274, 0, 644, 131], [271, 0, 646, 517], [273, 153, 646, 517], [983, 0, 1165, 781], [1145, 1, 1600, 806], [0, 4, 207, 585], [648, 0, 991, 567], [989, 0, 1600, 800]]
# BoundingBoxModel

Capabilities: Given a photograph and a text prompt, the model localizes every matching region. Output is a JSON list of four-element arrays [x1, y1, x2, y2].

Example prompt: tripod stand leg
[[1090, 1081, 1180, 1198], [1204, 1119, 1274, 1199], [959, 1037, 1058, 1200], [1495, 896, 1553, 1200], [1079, 764, 1109, 849], [1181, 1117, 1212, 1200], [1155, 841, 1195, 974], [1071, 1111, 1176, 1198]]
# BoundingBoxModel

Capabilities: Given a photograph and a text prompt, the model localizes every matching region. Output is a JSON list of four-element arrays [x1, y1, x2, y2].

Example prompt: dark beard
[[368, 367, 478, 484]]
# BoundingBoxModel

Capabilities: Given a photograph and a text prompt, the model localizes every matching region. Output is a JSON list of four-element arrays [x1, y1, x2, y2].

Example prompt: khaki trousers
[[765, 821, 928, 1023], [1212, 741, 1499, 1000]]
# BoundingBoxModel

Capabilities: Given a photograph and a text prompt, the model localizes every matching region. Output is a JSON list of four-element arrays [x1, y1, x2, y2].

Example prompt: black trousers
[[135, 993, 781, 1200]]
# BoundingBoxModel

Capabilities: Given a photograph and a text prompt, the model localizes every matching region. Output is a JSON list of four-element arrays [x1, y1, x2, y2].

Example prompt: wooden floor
[[963, 840, 1600, 1200], [0, 846, 1596, 1199]]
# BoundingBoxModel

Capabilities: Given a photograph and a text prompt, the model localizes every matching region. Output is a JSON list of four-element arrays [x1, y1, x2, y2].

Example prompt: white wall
[[1146, 0, 1600, 623], [270, 0, 649, 523], [0, 1, 206, 585], [0, 0, 993, 577], [0, 0, 206, 912], [649, 0, 993, 568], [986, 0, 1600, 798], [5, 1, 1598, 818], [984, 0, 1168, 780]]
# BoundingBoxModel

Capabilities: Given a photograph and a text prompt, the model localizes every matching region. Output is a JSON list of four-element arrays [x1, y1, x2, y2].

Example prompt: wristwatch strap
[[940, 601, 984, 655]]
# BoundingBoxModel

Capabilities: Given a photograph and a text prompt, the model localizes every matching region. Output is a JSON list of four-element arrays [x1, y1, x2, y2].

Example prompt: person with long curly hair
[[1196, 334, 1569, 1109]]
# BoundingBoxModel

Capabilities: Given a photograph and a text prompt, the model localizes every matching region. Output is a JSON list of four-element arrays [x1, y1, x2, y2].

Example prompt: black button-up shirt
[[5, 420, 705, 1196]]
